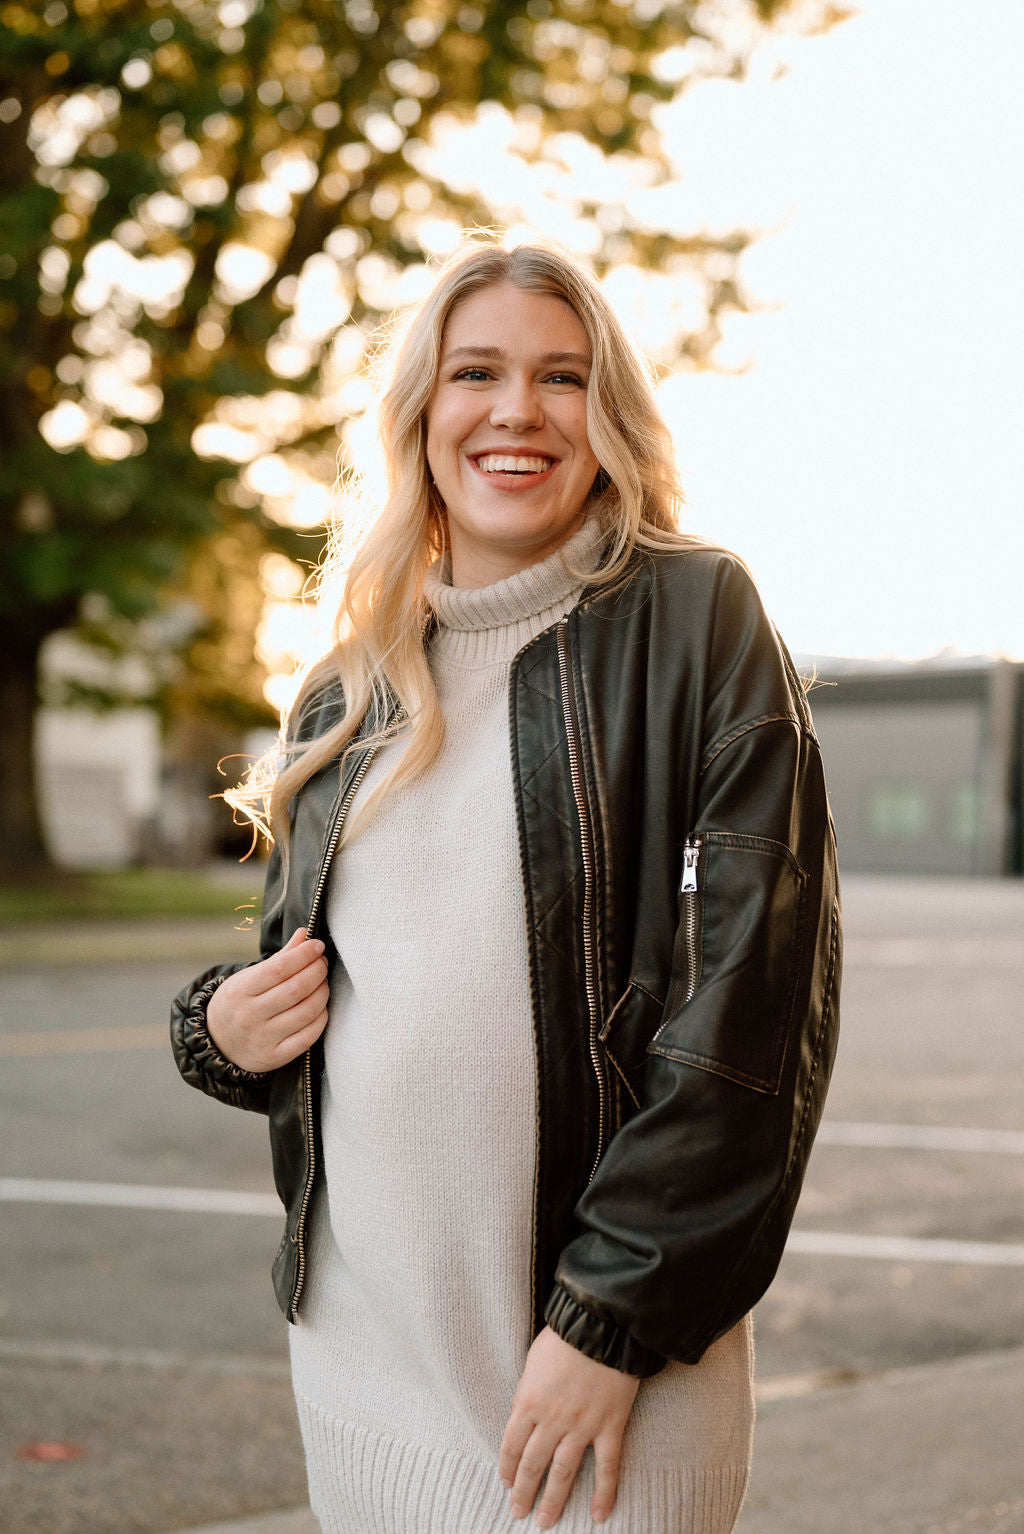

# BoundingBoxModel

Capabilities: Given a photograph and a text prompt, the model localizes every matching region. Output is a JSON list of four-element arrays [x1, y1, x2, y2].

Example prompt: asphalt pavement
[[2, 875, 1023, 1533]]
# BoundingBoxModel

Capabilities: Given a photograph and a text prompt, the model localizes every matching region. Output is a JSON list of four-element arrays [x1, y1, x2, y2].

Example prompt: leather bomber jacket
[[171, 546, 841, 1378]]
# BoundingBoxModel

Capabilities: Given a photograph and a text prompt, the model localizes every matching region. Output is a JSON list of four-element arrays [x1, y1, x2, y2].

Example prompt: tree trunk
[[0, 623, 52, 873]]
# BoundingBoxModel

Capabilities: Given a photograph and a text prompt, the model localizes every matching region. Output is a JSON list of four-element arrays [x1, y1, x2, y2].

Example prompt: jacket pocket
[[599, 981, 665, 1112], [647, 831, 809, 1095]]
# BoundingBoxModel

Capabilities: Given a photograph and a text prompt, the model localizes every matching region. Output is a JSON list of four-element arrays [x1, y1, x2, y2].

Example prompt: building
[[806, 657, 1021, 877]]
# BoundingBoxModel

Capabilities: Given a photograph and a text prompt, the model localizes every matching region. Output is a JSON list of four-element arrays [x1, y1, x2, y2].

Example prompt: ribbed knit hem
[[295, 1394, 749, 1534]]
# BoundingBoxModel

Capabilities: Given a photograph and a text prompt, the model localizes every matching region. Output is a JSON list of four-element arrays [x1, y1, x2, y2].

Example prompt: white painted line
[[849, 938, 1024, 967], [786, 1231, 1024, 1266], [817, 1121, 1024, 1154], [757, 1342, 1024, 1404], [5, 1180, 1024, 1267], [0, 1337, 290, 1378], [0, 1178, 281, 1217]]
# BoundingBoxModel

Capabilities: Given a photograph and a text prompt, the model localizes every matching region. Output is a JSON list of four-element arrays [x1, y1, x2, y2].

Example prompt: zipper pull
[[680, 839, 701, 893]]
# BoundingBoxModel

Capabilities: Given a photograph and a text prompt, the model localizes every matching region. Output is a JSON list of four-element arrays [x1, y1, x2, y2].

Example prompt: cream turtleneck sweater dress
[[288, 520, 755, 1533]]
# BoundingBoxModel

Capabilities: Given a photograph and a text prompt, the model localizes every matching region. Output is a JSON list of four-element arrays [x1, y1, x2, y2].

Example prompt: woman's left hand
[[499, 1325, 640, 1527]]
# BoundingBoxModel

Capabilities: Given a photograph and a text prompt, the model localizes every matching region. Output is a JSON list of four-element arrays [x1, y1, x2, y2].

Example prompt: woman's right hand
[[206, 928, 330, 1073]]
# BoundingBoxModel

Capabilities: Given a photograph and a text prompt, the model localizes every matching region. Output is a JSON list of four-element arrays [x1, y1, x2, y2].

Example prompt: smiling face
[[425, 282, 602, 588]]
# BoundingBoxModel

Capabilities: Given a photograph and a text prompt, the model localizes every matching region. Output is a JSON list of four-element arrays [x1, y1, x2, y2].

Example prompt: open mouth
[[472, 453, 556, 476]]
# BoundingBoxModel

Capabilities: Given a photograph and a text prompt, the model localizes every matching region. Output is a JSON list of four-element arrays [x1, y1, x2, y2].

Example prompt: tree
[[0, 0, 845, 870]]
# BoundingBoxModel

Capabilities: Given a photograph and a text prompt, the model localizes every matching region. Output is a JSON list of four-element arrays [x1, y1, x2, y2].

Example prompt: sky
[[653, 0, 1024, 660]]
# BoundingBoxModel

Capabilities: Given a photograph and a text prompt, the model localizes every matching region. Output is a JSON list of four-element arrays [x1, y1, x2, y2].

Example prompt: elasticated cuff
[[170, 966, 273, 1112], [544, 1284, 667, 1378]]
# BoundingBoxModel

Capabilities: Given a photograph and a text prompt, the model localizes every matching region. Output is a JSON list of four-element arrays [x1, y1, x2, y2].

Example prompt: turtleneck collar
[[421, 516, 606, 672], [423, 517, 605, 636]]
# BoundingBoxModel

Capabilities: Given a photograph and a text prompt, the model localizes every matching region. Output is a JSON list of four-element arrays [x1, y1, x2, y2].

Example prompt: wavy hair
[[229, 238, 702, 848]]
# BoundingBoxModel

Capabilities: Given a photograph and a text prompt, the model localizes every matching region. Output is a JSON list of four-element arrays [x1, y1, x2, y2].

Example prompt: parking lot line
[[3, 1178, 1024, 1266], [0, 1337, 290, 1377], [816, 1121, 1024, 1154], [0, 1177, 280, 1216], [786, 1231, 1024, 1266], [0, 1024, 168, 1055]]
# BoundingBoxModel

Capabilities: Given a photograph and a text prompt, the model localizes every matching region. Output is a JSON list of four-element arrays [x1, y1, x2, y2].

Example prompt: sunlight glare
[[39, 399, 91, 451], [214, 243, 276, 304]]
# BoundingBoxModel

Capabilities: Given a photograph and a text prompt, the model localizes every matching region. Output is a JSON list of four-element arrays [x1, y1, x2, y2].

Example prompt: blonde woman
[[171, 242, 840, 1534]]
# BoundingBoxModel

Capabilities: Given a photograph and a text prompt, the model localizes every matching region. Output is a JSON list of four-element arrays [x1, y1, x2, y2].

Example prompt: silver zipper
[[680, 838, 702, 1006], [290, 741, 381, 1317], [556, 617, 607, 1182], [652, 838, 703, 1046]]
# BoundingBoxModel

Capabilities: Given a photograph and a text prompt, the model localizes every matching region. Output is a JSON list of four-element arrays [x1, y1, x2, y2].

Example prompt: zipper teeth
[[305, 748, 378, 939], [291, 742, 381, 1316], [683, 838, 701, 1006], [683, 891, 700, 1006], [556, 619, 607, 1183], [652, 838, 701, 1045], [291, 1049, 315, 1315]]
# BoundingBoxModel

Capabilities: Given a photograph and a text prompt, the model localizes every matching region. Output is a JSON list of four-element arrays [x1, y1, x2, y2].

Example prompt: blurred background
[[1, 1, 1022, 1531]]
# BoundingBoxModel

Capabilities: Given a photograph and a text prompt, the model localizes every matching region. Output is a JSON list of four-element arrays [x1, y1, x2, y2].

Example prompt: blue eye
[[453, 367, 492, 382], [546, 372, 586, 387]]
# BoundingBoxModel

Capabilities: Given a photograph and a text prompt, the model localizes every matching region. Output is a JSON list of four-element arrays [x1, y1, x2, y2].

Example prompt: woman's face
[[425, 282, 601, 588]]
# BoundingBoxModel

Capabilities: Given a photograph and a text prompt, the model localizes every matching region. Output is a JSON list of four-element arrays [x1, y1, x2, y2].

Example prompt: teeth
[[476, 454, 552, 474]]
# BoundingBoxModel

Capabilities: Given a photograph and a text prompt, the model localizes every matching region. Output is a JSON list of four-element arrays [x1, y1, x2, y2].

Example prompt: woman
[[171, 241, 840, 1534]]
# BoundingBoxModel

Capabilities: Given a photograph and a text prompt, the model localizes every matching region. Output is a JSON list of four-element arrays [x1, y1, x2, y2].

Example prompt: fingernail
[[311, 939, 325, 953], [536, 1515, 554, 1529], [510, 1502, 525, 1519]]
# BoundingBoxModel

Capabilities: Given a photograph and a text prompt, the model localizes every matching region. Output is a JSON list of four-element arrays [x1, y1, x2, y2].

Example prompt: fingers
[[531, 1435, 587, 1529], [221, 947, 327, 1023], [590, 1431, 625, 1524], [260, 950, 329, 1017], [507, 1425, 561, 1523], [499, 1328, 638, 1527], [504, 1428, 619, 1528], [498, 1409, 533, 1491], [265, 980, 331, 1062], [244, 933, 325, 997], [206, 931, 330, 1072]]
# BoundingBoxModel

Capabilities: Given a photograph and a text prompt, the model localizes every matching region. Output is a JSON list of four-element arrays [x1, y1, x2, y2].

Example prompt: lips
[[471, 452, 556, 475]]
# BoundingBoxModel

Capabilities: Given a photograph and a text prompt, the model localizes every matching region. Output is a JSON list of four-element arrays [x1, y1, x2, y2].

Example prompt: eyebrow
[[443, 346, 592, 367]]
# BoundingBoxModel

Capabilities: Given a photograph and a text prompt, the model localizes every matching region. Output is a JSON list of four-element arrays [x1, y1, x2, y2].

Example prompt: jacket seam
[[700, 713, 802, 775], [631, 979, 665, 1009], [571, 614, 614, 1029], [693, 894, 840, 1353], [646, 1045, 781, 1096], [696, 829, 806, 876], [777, 634, 820, 741], [603, 1041, 642, 1112], [508, 651, 547, 1340]]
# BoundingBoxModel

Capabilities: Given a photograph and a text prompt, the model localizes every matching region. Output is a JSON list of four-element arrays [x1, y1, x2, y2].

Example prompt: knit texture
[[289, 518, 754, 1533]]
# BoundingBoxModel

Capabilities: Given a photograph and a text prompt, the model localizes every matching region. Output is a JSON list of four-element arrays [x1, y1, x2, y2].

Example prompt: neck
[[448, 517, 588, 590]]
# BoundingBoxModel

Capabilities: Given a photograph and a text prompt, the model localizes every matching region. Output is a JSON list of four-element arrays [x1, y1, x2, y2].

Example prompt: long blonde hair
[[231, 238, 701, 847]]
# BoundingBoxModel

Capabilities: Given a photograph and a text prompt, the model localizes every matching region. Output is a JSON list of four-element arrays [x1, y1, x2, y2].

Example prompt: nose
[[489, 372, 544, 432]]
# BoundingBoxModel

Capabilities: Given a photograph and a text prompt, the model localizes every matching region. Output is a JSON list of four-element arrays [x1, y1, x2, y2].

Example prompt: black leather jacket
[[171, 547, 840, 1378]]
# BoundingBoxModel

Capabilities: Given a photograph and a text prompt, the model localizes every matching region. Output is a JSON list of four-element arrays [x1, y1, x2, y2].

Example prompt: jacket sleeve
[[169, 824, 288, 1116], [545, 561, 842, 1374]]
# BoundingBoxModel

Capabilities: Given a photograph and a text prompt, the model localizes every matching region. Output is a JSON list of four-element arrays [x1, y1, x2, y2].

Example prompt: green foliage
[[0, 865, 264, 924]]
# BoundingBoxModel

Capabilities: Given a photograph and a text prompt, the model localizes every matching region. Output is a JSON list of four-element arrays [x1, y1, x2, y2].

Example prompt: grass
[[0, 867, 265, 925]]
